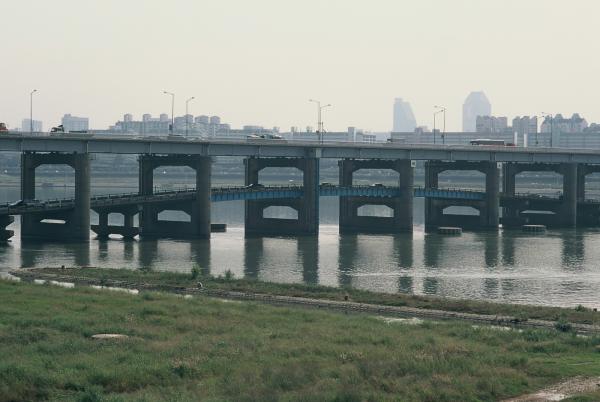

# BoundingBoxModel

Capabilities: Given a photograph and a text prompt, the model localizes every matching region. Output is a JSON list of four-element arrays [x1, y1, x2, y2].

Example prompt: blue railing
[[0, 185, 487, 215]]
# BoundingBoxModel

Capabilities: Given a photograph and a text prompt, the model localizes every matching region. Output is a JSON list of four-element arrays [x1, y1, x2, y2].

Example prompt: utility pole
[[435, 105, 446, 145], [185, 96, 195, 137], [163, 90, 175, 134], [309, 99, 331, 143], [30, 89, 38, 134]]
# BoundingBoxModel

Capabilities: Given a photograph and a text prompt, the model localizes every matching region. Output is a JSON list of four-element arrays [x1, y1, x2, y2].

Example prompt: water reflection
[[3, 222, 600, 308], [298, 236, 319, 285]]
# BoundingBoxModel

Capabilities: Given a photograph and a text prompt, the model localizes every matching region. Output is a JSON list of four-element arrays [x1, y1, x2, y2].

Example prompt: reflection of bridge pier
[[244, 157, 319, 236], [21, 152, 90, 241], [425, 161, 499, 231], [298, 236, 319, 284], [190, 239, 211, 276], [243, 237, 264, 279], [338, 159, 413, 233], [337, 234, 359, 288]]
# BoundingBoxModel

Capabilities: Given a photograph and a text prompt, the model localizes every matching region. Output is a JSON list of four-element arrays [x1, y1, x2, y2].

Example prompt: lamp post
[[433, 106, 444, 145], [541, 112, 553, 147], [185, 96, 195, 137], [434, 105, 446, 144], [30, 89, 38, 134], [309, 99, 331, 143], [163, 90, 175, 134]]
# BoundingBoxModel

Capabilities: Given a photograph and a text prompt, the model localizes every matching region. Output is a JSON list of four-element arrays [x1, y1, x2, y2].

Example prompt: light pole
[[541, 112, 553, 147], [433, 106, 444, 145], [163, 90, 175, 134], [185, 96, 195, 137], [434, 105, 446, 144], [30, 89, 38, 134], [309, 99, 331, 143]]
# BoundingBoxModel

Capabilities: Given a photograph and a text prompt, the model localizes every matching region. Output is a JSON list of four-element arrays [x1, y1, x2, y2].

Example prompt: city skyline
[[3, 0, 600, 133]]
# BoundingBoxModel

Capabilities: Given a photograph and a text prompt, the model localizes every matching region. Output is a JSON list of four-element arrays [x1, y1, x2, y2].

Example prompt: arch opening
[[157, 210, 191, 222], [442, 206, 480, 216], [262, 206, 298, 219], [352, 168, 399, 186], [258, 167, 303, 186], [514, 171, 562, 199], [357, 204, 394, 217], [437, 170, 485, 191]]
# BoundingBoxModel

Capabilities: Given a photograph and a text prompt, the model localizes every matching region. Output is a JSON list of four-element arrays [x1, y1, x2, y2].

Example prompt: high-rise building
[[123, 114, 133, 122], [512, 116, 538, 135], [392, 98, 416, 132], [209, 116, 221, 125], [159, 113, 169, 122], [476, 116, 508, 133], [21, 119, 43, 132], [462, 91, 491, 132], [61, 114, 89, 132], [540, 113, 588, 134]]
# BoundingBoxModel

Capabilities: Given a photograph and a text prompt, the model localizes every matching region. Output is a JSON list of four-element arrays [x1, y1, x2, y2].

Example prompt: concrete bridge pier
[[576, 164, 600, 226], [92, 206, 140, 239], [0, 215, 14, 242], [502, 162, 578, 227], [138, 154, 211, 238], [21, 152, 91, 241], [338, 158, 413, 234], [244, 156, 319, 236], [425, 160, 499, 231]]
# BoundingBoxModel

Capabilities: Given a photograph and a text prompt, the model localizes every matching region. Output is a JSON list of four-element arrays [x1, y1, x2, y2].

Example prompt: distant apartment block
[[392, 98, 417, 132], [540, 113, 588, 134], [61, 114, 89, 132], [512, 116, 538, 135], [463, 91, 491, 132], [475, 116, 508, 133], [21, 119, 43, 132]]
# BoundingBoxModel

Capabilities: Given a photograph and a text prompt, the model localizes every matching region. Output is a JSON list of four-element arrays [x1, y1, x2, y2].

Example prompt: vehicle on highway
[[469, 139, 515, 146], [370, 183, 384, 187], [246, 133, 285, 140], [246, 183, 265, 189], [0, 123, 8, 132], [10, 199, 43, 208], [320, 182, 334, 187]]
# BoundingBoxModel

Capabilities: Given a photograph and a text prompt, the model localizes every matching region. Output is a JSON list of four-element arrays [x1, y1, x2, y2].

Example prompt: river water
[[1, 184, 599, 309]]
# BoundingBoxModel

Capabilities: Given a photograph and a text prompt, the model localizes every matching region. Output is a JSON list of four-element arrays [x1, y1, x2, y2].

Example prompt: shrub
[[555, 317, 573, 333], [191, 265, 200, 280]]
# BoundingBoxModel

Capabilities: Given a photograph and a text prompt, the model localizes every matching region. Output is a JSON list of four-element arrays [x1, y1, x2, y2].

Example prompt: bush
[[224, 270, 235, 281], [191, 265, 201, 280], [575, 304, 589, 312], [555, 317, 573, 333]]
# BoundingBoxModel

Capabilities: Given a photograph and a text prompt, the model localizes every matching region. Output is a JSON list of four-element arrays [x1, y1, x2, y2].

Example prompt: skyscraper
[[392, 98, 417, 132], [462, 91, 491, 132]]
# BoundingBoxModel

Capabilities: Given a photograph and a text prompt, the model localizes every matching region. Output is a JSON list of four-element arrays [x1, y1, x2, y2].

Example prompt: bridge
[[1, 134, 600, 241]]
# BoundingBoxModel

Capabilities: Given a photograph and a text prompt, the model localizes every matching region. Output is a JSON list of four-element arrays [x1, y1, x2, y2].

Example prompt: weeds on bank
[[2, 279, 600, 401]]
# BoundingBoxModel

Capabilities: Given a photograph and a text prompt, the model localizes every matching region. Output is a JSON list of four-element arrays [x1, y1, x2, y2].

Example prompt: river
[[1, 183, 599, 309]]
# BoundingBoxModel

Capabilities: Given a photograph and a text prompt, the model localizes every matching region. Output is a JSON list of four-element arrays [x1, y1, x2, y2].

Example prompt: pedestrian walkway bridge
[[0, 185, 485, 216]]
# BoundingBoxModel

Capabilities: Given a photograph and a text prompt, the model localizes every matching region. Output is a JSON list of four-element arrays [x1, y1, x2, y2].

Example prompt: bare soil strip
[[10, 270, 599, 335]]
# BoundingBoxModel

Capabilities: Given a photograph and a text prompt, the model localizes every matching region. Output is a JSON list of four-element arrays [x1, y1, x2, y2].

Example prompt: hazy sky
[[2, 0, 599, 132]]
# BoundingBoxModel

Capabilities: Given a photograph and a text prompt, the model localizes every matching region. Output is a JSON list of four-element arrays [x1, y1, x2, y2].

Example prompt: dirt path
[[502, 376, 600, 401]]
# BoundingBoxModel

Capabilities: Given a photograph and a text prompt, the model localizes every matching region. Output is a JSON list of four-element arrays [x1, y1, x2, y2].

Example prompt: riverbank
[[2, 278, 600, 401], [16, 267, 600, 329]]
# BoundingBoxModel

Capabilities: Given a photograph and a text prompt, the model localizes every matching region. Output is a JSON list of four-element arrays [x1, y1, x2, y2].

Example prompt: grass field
[[32, 266, 600, 327], [2, 279, 600, 401]]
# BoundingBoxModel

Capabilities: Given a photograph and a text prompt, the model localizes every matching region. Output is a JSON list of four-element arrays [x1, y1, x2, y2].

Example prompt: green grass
[[32, 266, 600, 327], [2, 280, 600, 401]]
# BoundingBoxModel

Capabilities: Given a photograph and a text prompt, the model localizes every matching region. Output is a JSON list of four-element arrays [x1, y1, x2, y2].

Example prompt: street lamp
[[163, 90, 175, 134], [433, 106, 444, 145], [30, 89, 38, 134], [185, 96, 195, 137], [434, 105, 446, 144], [541, 112, 553, 147], [309, 99, 331, 143]]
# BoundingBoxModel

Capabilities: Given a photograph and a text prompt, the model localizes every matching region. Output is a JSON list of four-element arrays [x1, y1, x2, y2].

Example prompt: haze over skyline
[[2, 0, 599, 132]]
